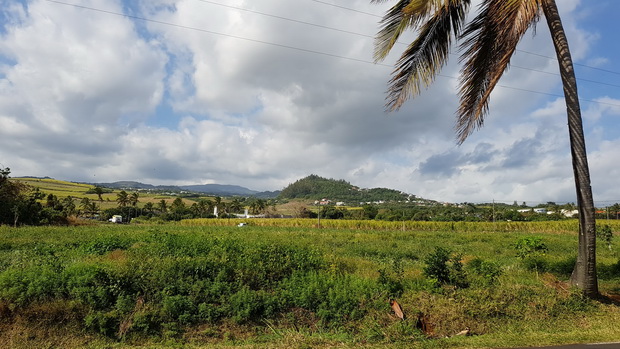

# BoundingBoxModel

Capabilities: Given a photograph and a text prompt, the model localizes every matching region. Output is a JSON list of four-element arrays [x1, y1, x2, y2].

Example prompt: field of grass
[[0, 221, 619, 348], [15, 177, 93, 196], [13, 178, 202, 210], [182, 217, 620, 233]]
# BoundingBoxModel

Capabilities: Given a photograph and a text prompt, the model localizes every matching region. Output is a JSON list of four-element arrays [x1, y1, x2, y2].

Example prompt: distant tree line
[[0, 167, 72, 226], [99, 192, 277, 223], [293, 201, 600, 223], [279, 174, 409, 202]]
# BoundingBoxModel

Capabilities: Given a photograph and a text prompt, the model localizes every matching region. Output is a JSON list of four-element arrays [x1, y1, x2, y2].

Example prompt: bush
[[468, 258, 502, 286], [423, 247, 468, 288], [0, 265, 63, 306], [514, 237, 548, 259], [82, 235, 133, 255], [280, 272, 378, 326], [377, 258, 404, 298], [597, 224, 613, 250]]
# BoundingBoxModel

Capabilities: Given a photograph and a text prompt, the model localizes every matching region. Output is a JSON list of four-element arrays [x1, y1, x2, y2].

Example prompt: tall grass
[[181, 217, 620, 234], [0, 224, 619, 348]]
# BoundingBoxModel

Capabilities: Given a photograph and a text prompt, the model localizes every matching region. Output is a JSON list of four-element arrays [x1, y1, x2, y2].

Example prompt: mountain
[[94, 181, 278, 198], [278, 174, 412, 203], [180, 184, 257, 196], [95, 181, 182, 191]]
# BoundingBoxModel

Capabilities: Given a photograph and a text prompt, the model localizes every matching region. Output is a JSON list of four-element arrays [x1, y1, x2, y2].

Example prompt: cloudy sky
[[1, 0, 619, 205]]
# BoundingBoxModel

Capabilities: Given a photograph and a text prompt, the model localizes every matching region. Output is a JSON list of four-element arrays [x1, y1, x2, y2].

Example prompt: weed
[[597, 224, 613, 250], [423, 247, 468, 288], [514, 236, 548, 259], [468, 258, 502, 286]]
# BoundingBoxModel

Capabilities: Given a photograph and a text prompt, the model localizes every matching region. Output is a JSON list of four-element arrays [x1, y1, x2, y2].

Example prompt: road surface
[[511, 343, 620, 349]]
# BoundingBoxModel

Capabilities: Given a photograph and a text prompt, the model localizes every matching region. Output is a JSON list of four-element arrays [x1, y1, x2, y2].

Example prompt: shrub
[[161, 295, 196, 325], [423, 247, 468, 288], [0, 265, 63, 306], [468, 258, 502, 286], [82, 235, 132, 255], [514, 237, 548, 259], [377, 258, 404, 298], [597, 224, 613, 250], [280, 271, 378, 326], [84, 310, 120, 337]]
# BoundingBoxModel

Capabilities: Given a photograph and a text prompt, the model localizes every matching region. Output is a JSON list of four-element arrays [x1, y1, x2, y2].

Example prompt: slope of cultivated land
[[14, 177, 93, 197], [0, 223, 619, 348], [12, 177, 204, 210]]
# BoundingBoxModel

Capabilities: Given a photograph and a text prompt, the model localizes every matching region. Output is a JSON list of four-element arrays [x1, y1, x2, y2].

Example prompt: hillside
[[13, 177, 93, 197], [93, 181, 278, 198], [278, 174, 412, 203]]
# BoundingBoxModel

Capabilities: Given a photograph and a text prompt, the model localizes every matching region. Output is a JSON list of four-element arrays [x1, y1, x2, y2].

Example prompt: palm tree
[[79, 197, 92, 215], [157, 199, 168, 213], [196, 199, 213, 218], [229, 198, 243, 214], [373, 0, 597, 297], [116, 190, 129, 208], [129, 192, 140, 207], [143, 202, 154, 214]]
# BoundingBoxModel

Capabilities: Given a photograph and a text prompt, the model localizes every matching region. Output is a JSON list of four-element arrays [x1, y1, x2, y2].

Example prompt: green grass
[[0, 223, 619, 348], [11, 178, 203, 210]]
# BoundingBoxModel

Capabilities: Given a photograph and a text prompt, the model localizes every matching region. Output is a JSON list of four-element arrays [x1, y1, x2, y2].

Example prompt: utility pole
[[606, 206, 609, 220]]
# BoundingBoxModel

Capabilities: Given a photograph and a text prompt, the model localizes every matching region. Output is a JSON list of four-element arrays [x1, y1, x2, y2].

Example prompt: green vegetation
[[0, 223, 619, 348], [372, 0, 597, 297], [279, 174, 413, 203]]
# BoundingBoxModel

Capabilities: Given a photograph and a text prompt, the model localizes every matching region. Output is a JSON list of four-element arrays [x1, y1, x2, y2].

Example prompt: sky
[[1, 0, 619, 206]]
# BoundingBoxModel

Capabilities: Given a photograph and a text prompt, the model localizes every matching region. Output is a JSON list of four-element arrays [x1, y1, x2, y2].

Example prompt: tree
[[228, 198, 243, 214], [170, 198, 186, 214], [196, 199, 214, 217], [157, 199, 168, 213], [129, 192, 140, 207], [79, 197, 98, 217], [116, 190, 129, 208], [62, 196, 76, 216], [373, 0, 597, 297], [93, 186, 104, 202], [80, 197, 92, 215], [143, 202, 154, 214]]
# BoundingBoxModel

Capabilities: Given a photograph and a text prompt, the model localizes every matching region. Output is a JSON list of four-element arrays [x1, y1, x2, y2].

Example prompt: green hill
[[278, 174, 410, 203]]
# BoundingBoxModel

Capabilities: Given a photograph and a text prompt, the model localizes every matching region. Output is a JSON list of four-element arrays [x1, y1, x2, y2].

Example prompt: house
[[561, 209, 578, 217], [533, 208, 547, 214], [109, 215, 122, 223]]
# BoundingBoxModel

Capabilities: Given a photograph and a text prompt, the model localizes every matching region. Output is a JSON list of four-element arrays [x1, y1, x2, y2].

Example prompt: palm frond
[[374, 0, 421, 62], [456, 0, 542, 143], [383, 0, 470, 111]]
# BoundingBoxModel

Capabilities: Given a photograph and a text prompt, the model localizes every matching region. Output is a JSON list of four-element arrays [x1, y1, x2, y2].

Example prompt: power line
[[196, 0, 377, 40], [310, 0, 381, 18], [199, 0, 620, 90], [312, 0, 620, 76], [42, 0, 620, 109], [43, 0, 380, 66], [513, 49, 620, 76], [510, 64, 620, 89]]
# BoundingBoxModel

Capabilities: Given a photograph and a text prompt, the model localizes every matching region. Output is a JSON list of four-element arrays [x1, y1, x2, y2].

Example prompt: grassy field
[[13, 177, 204, 209], [0, 221, 619, 348]]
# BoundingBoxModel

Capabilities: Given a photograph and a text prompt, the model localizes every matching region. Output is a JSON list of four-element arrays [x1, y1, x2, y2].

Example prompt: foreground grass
[[0, 223, 619, 348]]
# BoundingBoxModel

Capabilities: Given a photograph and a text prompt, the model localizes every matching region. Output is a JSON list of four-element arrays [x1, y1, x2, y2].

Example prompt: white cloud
[[1, 0, 619, 206]]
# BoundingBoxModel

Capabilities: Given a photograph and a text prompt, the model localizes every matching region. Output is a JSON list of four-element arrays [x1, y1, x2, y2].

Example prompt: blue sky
[[1, 0, 619, 206]]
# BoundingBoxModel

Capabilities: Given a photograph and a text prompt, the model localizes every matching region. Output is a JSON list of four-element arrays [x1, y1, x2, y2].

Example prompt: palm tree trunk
[[542, 0, 598, 297]]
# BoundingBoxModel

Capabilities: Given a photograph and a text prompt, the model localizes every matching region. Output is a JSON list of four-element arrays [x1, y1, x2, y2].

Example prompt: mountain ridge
[[90, 181, 279, 197]]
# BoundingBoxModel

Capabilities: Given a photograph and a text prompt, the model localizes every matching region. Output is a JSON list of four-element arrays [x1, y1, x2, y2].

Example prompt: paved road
[[511, 343, 620, 349]]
